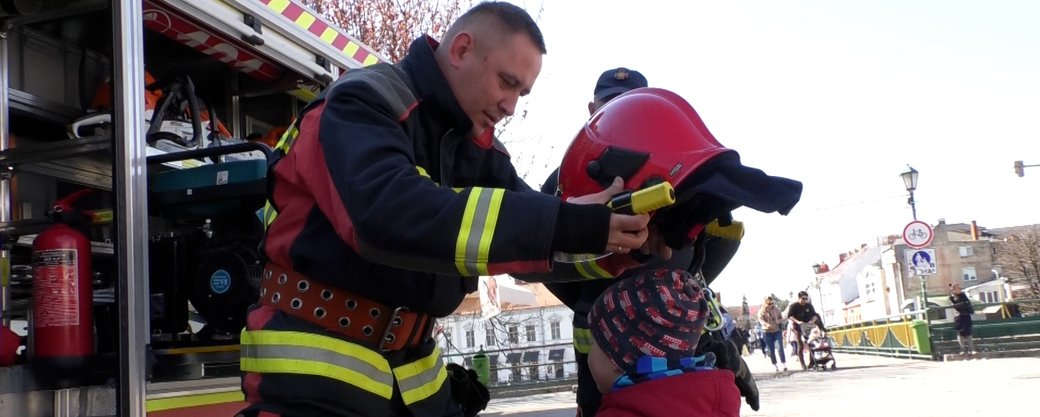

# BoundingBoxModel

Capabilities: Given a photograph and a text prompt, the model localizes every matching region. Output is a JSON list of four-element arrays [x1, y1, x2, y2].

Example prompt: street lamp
[[900, 165, 919, 220], [811, 264, 826, 322], [900, 165, 932, 354]]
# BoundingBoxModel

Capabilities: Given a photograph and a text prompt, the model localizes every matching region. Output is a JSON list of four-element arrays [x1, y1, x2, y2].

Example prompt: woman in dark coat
[[949, 284, 976, 355]]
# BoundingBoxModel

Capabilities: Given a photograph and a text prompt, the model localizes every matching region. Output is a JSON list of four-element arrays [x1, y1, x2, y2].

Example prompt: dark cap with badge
[[593, 67, 648, 102]]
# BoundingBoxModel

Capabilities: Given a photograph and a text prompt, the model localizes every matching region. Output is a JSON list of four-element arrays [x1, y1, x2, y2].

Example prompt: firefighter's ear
[[445, 32, 475, 69]]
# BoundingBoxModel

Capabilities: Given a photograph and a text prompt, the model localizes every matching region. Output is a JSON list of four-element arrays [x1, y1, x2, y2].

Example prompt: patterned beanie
[[588, 268, 709, 372]]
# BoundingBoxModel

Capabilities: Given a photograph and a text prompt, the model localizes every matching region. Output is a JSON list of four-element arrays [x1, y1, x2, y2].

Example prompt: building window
[[962, 267, 977, 281], [958, 246, 974, 257], [465, 329, 475, 348], [508, 326, 519, 344], [485, 323, 496, 346], [525, 325, 537, 342], [550, 322, 561, 340], [978, 291, 999, 303]]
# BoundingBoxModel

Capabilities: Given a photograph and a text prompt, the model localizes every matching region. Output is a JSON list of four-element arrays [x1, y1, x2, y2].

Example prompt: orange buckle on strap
[[259, 264, 431, 351]]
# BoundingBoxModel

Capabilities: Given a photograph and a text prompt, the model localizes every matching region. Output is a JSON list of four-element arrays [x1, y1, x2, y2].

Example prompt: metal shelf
[[7, 89, 83, 126], [0, 135, 114, 191]]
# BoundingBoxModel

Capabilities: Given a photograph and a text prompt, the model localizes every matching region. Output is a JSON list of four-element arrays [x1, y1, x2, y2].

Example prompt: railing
[[826, 298, 1040, 359], [929, 298, 1040, 355], [825, 309, 934, 359], [441, 342, 578, 389]]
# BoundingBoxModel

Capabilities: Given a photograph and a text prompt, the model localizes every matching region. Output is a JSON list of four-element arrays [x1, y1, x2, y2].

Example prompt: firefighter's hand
[[606, 213, 650, 254], [639, 224, 672, 260], [567, 177, 650, 254]]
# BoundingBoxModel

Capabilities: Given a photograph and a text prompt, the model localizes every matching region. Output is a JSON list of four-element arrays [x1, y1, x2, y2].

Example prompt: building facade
[[437, 282, 576, 385]]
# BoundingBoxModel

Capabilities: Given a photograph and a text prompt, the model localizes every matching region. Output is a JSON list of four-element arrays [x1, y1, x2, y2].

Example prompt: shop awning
[[505, 352, 522, 364], [522, 351, 540, 363], [548, 349, 565, 361]]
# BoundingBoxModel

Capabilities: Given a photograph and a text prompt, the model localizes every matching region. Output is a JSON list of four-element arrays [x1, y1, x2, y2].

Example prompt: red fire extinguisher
[[31, 189, 96, 372]]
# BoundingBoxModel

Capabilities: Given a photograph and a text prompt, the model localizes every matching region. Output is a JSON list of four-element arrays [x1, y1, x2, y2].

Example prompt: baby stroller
[[803, 324, 837, 371]]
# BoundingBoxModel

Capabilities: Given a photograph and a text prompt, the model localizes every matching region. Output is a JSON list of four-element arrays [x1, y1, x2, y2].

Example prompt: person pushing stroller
[[786, 291, 824, 370]]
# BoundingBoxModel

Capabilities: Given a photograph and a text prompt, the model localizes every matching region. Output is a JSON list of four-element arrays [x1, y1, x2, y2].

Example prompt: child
[[586, 269, 740, 417], [786, 318, 800, 357]]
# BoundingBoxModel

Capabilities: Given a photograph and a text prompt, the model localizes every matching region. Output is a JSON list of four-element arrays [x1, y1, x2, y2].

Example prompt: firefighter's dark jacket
[[263, 36, 612, 317], [245, 36, 615, 417]]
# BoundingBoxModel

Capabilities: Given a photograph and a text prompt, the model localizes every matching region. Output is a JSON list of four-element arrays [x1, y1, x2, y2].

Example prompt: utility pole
[[1014, 160, 1040, 177]]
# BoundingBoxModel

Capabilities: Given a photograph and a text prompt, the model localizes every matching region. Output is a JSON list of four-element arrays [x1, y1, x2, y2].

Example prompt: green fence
[[931, 315, 1040, 345], [827, 299, 1040, 359], [826, 313, 933, 359]]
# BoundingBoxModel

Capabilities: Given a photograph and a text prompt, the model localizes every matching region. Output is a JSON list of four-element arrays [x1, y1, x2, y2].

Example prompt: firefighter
[[543, 85, 805, 415], [238, 3, 662, 417]]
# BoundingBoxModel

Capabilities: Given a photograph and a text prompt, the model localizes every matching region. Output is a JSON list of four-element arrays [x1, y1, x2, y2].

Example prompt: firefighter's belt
[[260, 264, 432, 352]]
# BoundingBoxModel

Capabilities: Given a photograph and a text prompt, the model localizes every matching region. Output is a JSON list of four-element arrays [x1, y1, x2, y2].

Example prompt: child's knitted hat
[[588, 269, 709, 371]]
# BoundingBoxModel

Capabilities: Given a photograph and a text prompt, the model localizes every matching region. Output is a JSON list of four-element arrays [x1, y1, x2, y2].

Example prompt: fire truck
[[0, 1, 385, 416]]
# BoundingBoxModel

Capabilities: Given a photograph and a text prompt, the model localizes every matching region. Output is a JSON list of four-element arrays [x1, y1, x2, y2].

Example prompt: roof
[[748, 305, 762, 317], [453, 281, 563, 315], [961, 278, 1005, 292], [987, 224, 1040, 239]]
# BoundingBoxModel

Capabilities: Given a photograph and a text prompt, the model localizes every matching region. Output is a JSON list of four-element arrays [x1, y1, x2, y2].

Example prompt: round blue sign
[[210, 269, 232, 295]]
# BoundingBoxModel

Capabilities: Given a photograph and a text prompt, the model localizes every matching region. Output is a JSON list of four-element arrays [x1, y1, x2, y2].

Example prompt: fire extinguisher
[[31, 189, 97, 373]]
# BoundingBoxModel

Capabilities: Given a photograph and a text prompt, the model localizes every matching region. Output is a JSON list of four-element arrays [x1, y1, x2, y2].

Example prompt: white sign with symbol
[[906, 248, 937, 276], [902, 220, 933, 248]]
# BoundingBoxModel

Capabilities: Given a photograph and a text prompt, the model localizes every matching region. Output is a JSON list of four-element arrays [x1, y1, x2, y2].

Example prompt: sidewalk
[[742, 346, 918, 381]]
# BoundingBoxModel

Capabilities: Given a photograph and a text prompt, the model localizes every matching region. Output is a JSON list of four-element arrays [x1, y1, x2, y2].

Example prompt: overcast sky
[[497, 0, 1040, 303]]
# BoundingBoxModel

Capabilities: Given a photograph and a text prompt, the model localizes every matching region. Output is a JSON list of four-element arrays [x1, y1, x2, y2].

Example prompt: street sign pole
[[905, 246, 936, 356]]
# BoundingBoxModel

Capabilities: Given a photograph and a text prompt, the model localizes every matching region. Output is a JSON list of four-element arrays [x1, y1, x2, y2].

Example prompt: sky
[[496, 0, 1040, 304]]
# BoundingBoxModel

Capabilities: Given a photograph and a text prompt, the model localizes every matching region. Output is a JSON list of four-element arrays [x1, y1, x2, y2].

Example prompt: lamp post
[[812, 264, 826, 321], [900, 166, 919, 221], [900, 165, 932, 353]]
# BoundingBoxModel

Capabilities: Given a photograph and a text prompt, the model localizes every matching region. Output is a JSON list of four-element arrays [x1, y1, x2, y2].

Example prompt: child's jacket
[[597, 369, 740, 417]]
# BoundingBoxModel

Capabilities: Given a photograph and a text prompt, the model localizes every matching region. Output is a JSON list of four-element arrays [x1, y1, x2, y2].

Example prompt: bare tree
[[302, 0, 468, 62], [995, 225, 1040, 300]]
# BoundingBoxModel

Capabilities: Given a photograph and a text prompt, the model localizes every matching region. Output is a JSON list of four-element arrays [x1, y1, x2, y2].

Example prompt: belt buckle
[[378, 307, 407, 352]]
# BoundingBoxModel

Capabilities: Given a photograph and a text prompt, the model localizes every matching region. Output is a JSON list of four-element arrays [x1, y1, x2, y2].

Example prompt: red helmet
[[558, 87, 736, 200], [558, 88, 747, 248], [557, 88, 803, 249]]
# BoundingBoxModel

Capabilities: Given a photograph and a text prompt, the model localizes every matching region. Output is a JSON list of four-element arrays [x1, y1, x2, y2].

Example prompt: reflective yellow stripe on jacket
[[574, 258, 613, 280], [392, 347, 448, 405], [454, 187, 505, 276], [262, 124, 302, 230], [241, 329, 394, 398], [573, 327, 593, 354], [241, 329, 448, 405]]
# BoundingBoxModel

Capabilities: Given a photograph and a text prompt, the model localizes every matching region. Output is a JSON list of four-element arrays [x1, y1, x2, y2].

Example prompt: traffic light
[[1014, 160, 1025, 177]]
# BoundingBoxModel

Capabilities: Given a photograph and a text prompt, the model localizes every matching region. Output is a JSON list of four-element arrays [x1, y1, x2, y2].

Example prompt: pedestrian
[[949, 283, 977, 355], [785, 321, 799, 357], [587, 269, 740, 417], [757, 296, 787, 372], [786, 291, 822, 370], [757, 325, 767, 358], [237, 4, 658, 417]]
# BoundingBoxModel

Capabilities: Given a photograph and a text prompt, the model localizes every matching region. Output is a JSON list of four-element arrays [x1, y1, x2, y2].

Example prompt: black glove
[[446, 363, 490, 417], [697, 333, 760, 411], [733, 355, 760, 411]]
